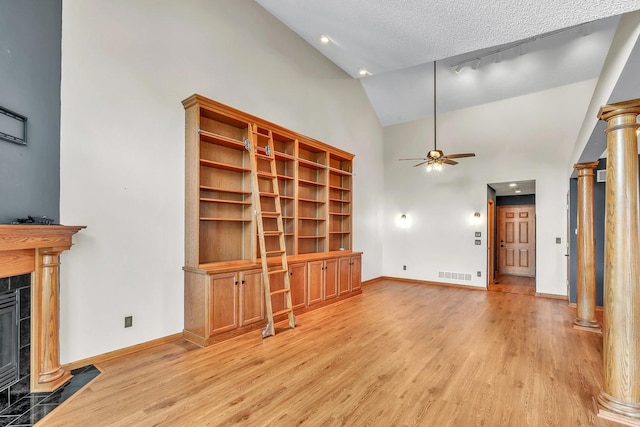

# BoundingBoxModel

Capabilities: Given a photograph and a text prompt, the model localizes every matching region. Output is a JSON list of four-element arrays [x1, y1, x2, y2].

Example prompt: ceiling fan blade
[[413, 161, 428, 167], [399, 158, 428, 161], [443, 159, 458, 165], [444, 153, 476, 159]]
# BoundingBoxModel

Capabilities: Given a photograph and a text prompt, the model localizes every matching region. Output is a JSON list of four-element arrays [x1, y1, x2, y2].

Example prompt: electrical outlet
[[556, 237, 562, 244], [475, 240, 481, 245], [403, 265, 407, 270], [124, 316, 133, 328], [477, 271, 481, 277]]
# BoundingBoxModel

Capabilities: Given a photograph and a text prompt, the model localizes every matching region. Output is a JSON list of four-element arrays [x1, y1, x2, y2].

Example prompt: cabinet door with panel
[[289, 262, 306, 310], [350, 255, 362, 291], [210, 272, 238, 335], [324, 258, 338, 299], [239, 269, 264, 327], [338, 257, 351, 295], [307, 260, 325, 305]]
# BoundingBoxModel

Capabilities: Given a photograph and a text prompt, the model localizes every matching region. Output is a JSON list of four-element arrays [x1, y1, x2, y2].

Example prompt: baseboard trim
[[62, 332, 183, 371], [362, 277, 385, 286], [568, 302, 604, 311], [535, 292, 569, 301], [376, 276, 486, 291]]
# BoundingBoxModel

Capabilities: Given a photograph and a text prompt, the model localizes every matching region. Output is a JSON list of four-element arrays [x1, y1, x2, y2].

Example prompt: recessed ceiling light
[[509, 183, 517, 187], [358, 68, 371, 77], [515, 189, 522, 194], [320, 35, 330, 44]]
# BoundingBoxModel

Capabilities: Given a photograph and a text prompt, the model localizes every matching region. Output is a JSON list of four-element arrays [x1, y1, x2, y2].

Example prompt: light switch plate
[[475, 232, 481, 237], [556, 237, 561, 244], [475, 240, 481, 245]]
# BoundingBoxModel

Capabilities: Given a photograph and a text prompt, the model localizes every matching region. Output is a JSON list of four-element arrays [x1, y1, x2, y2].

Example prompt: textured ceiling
[[255, 0, 640, 78], [255, 0, 640, 127]]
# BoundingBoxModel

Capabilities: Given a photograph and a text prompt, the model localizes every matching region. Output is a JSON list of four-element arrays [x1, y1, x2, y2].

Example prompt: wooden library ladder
[[247, 125, 296, 337]]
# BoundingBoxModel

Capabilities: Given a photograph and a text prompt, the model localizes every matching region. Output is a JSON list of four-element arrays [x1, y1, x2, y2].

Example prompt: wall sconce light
[[398, 213, 411, 228], [470, 211, 482, 226]]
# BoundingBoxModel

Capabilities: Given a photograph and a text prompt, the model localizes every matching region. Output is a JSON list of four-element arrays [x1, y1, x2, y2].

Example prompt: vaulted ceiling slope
[[255, 1, 640, 127]]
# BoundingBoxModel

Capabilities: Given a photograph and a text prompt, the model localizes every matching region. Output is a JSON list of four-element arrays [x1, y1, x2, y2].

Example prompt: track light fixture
[[450, 21, 594, 74], [454, 64, 466, 74]]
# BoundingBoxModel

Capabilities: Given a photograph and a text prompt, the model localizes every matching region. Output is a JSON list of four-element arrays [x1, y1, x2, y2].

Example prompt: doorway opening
[[486, 180, 536, 295]]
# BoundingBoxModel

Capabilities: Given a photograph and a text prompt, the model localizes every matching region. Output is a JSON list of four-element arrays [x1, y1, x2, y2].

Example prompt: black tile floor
[[0, 365, 100, 426]]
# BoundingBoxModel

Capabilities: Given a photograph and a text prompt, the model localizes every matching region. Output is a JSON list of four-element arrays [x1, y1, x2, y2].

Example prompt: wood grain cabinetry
[[323, 259, 338, 300], [307, 258, 338, 304], [350, 255, 362, 291], [182, 94, 362, 346], [338, 254, 362, 295], [194, 269, 265, 340]]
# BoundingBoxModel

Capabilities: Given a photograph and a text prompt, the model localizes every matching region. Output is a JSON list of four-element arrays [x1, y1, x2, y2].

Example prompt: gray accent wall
[[0, 1, 62, 223]]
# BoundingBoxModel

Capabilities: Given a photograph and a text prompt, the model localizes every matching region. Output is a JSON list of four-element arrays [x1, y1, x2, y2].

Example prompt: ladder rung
[[262, 231, 283, 236], [255, 153, 272, 160], [257, 171, 275, 178], [273, 308, 293, 317], [261, 212, 281, 218], [268, 269, 287, 275], [265, 250, 285, 256], [260, 192, 277, 198], [270, 288, 290, 296]]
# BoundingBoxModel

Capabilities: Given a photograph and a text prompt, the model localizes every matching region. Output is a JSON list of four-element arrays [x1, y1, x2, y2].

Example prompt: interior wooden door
[[498, 205, 535, 277]]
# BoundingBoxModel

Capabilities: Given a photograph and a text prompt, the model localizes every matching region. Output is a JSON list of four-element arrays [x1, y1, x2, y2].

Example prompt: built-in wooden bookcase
[[297, 142, 327, 255], [183, 94, 361, 346], [273, 132, 296, 255], [328, 153, 352, 251], [188, 106, 254, 266]]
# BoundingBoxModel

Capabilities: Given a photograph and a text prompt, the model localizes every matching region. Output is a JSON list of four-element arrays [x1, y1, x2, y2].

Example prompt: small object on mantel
[[13, 216, 55, 225]]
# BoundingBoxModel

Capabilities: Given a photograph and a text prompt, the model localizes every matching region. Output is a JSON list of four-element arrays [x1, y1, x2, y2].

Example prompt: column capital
[[574, 161, 600, 172], [598, 98, 640, 121]]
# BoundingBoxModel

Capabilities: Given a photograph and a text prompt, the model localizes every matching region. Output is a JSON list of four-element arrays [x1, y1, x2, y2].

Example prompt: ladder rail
[[248, 124, 296, 338]]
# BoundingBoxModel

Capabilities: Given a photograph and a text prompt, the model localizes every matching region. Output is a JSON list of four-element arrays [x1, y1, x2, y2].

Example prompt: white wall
[[383, 79, 597, 295], [59, 0, 383, 363]]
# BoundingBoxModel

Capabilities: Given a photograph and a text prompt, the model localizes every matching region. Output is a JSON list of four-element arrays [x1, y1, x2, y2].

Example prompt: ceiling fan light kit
[[399, 61, 475, 171]]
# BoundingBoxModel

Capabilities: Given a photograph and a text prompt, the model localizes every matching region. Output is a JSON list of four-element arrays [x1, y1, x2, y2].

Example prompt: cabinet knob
[[234, 281, 238, 286], [242, 280, 245, 284]]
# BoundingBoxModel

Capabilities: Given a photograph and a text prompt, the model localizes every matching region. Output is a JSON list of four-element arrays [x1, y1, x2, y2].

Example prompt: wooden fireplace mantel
[[0, 224, 85, 392]]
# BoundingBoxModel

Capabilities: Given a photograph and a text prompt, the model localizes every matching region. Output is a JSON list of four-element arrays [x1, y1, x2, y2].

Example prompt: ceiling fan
[[399, 61, 475, 171]]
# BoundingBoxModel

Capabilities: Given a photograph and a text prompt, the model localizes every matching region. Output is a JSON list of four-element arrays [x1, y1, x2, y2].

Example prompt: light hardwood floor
[[40, 280, 618, 426], [488, 274, 536, 296]]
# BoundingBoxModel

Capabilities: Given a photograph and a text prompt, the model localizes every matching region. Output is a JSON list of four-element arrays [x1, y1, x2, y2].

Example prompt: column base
[[32, 368, 72, 393], [596, 392, 640, 426], [573, 318, 602, 334]]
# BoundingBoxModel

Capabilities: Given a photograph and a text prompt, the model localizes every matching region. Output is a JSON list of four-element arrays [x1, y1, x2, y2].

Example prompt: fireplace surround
[[0, 225, 84, 394]]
